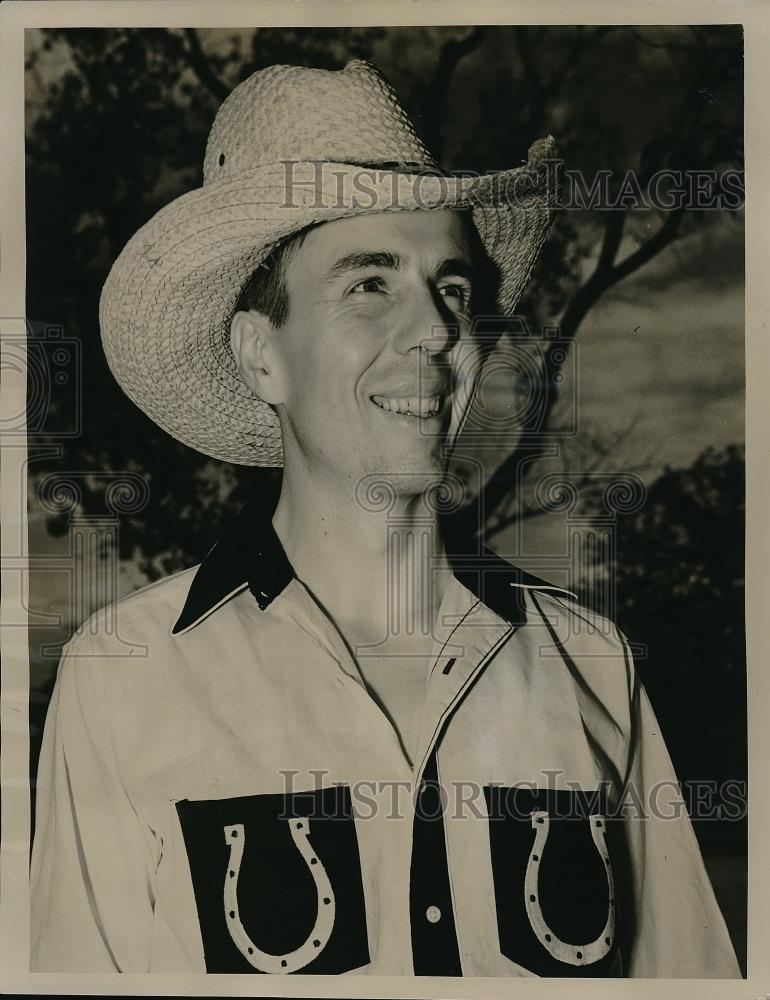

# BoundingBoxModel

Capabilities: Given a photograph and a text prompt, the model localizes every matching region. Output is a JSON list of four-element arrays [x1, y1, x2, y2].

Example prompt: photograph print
[[22, 21, 746, 978]]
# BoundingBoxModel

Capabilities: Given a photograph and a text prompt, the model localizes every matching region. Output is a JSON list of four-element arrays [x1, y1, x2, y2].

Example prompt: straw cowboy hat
[[99, 59, 557, 466]]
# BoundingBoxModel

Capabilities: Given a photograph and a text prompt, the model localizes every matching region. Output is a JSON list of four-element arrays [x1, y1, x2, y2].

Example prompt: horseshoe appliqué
[[223, 818, 336, 973], [524, 810, 615, 966]]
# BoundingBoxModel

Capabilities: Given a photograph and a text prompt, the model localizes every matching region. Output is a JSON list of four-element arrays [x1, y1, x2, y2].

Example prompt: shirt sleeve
[[619, 639, 742, 978], [30, 626, 157, 972]]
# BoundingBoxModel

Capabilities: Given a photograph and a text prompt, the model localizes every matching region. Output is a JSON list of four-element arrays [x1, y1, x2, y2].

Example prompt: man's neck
[[271, 468, 451, 654]]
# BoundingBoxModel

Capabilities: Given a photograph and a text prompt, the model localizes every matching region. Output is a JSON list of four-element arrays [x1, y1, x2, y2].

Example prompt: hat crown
[[203, 59, 437, 184]]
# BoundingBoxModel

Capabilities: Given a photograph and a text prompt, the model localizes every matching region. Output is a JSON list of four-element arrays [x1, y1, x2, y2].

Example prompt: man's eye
[[439, 283, 472, 310], [349, 277, 385, 294]]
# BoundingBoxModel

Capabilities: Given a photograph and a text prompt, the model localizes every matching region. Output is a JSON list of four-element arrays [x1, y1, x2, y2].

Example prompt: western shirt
[[30, 504, 741, 977]]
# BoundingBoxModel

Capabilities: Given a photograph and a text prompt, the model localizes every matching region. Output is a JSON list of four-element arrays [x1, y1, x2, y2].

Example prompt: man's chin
[[355, 442, 453, 504]]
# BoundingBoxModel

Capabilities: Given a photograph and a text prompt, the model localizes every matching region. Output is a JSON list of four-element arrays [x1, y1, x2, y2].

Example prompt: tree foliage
[[609, 444, 746, 791]]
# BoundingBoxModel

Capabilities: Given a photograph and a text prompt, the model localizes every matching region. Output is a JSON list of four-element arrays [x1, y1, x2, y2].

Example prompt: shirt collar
[[171, 500, 576, 636]]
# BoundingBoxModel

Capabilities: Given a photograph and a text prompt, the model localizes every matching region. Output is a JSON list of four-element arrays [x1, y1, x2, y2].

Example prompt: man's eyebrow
[[321, 251, 476, 286], [434, 257, 475, 282], [322, 251, 401, 284]]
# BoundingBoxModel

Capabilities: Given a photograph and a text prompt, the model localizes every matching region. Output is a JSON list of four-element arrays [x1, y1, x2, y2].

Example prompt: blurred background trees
[[25, 25, 745, 965]]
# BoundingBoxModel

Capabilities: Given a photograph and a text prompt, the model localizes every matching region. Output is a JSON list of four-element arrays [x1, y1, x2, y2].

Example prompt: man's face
[[260, 209, 484, 494]]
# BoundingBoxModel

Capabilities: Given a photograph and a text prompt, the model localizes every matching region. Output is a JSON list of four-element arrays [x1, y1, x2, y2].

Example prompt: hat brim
[[99, 137, 557, 466]]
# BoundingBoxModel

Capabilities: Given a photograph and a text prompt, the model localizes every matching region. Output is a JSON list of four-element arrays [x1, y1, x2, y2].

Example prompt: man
[[30, 59, 740, 977]]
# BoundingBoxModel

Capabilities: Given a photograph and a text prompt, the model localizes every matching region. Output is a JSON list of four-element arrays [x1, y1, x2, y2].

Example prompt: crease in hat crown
[[99, 57, 558, 468], [203, 59, 438, 184]]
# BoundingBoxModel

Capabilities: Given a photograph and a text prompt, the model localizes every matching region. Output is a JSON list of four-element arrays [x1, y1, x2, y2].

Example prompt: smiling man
[[30, 60, 740, 978], [229, 209, 481, 768]]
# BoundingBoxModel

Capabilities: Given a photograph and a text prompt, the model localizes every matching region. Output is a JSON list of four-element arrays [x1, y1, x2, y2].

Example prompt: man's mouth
[[370, 394, 445, 419]]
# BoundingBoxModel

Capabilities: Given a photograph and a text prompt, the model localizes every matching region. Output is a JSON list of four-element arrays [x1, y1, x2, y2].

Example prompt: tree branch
[[183, 28, 229, 101], [550, 26, 616, 93], [469, 207, 686, 532], [608, 208, 685, 284], [484, 419, 652, 541], [420, 27, 488, 155], [514, 26, 541, 89], [594, 209, 626, 273], [625, 25, 738, 54]]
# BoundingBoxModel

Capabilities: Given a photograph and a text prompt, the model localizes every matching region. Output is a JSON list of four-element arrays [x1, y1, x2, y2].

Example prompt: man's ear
[[229, 310, 286, 405]]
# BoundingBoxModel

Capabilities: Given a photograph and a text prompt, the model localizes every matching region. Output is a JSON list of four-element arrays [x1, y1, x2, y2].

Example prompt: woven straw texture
[[99, 59, 557, 466]]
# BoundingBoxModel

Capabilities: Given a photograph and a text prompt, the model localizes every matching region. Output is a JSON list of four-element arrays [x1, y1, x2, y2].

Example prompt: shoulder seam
[[529, 588, 624, 640]]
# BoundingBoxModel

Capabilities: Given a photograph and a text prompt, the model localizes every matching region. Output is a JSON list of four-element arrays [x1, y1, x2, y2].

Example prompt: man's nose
[[392, 285, 458, 357]]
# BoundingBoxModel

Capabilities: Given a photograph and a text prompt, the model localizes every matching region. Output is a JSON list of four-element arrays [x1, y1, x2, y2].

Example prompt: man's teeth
[[371, 394, 443, 418]]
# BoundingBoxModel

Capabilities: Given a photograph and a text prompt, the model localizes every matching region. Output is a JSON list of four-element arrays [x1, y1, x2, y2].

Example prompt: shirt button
[[425, 905, 442, 924]]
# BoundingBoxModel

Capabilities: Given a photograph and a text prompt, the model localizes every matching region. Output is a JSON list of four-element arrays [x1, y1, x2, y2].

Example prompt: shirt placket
[[270, 577, 516, 976], [408, 585, 516, 975]]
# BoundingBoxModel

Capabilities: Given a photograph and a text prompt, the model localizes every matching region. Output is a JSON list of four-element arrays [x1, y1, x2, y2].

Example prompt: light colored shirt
[[30, 505, 741, 977], [355, 650, 432, 767]]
